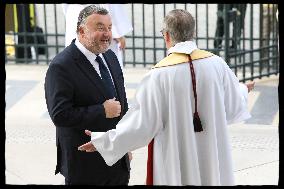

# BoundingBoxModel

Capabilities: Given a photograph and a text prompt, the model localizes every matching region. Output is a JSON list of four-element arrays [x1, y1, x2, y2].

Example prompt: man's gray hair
[[76, 5, 109, 33], [164, 9, 195, 45]]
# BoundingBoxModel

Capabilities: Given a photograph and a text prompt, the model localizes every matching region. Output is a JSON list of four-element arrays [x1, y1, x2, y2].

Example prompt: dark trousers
[[214, 4, 247, 49], [65, 168, 130, 185]]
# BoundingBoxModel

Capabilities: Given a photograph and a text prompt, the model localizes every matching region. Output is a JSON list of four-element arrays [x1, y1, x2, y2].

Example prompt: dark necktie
[[96, 55, 117, 98]]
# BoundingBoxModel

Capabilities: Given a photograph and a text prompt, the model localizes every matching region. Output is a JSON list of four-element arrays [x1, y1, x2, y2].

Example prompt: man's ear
[[78, 26, 85, 36]]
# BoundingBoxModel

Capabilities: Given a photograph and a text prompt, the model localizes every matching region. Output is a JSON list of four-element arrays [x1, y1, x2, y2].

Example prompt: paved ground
[[5, 64, 279, 185]]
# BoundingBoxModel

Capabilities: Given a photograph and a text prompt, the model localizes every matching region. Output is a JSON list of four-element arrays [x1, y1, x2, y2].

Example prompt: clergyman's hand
[[78, 130, 96, 152], [246, 81, 255, 93], [103, 98, 121, 118]]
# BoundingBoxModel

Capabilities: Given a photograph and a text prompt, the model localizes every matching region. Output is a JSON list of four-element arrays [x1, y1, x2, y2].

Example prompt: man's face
[[80, 13, 112, 54]]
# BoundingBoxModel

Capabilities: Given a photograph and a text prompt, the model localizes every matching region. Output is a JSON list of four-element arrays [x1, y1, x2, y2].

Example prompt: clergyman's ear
[[165, 31, 171, 44]]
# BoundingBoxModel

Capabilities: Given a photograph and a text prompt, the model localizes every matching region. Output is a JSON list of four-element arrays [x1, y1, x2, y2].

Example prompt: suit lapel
[[69, 43, 109, 99]]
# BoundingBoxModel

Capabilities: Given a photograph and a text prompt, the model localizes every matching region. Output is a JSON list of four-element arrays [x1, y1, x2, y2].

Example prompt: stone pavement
[[5, 64, 279, 185]]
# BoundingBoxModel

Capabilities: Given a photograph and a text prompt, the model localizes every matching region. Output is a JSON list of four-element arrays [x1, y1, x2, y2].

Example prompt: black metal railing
[[5, 4, 279, 82]]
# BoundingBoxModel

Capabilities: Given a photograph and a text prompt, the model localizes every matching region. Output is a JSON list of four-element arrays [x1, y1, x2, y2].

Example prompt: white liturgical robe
[[90, 41, 251, 185]]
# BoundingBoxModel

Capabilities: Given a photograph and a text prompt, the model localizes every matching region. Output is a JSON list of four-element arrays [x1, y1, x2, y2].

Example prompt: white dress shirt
[[75, 38, 115, 84]]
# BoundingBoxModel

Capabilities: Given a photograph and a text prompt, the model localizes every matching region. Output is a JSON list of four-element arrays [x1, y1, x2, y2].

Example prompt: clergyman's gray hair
[[76, 5, 109, 34], [163, 9, 195, 45]]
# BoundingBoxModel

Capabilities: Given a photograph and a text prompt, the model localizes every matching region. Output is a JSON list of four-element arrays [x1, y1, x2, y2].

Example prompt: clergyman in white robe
[[62, 4, 133, 69], [79, 41, 251, 185]]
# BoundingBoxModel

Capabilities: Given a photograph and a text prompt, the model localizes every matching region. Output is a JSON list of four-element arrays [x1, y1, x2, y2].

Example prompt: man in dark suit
[[44, 5, 131, 185], [213, 4, 247, 50]]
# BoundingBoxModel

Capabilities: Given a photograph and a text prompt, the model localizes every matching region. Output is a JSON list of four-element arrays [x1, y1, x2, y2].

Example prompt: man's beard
[[89, 39, 111, 54]]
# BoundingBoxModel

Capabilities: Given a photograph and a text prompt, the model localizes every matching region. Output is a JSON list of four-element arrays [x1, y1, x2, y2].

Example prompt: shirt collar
[[167, 41, 198, 56], [75, 38, 99, 63]]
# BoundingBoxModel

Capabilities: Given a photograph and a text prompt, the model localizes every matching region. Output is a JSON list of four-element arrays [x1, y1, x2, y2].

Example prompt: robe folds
[[91, 41, 251, 185]]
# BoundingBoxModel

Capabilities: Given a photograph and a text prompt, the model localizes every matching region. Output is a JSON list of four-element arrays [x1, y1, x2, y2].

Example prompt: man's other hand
[[103, 98, 121, 118]]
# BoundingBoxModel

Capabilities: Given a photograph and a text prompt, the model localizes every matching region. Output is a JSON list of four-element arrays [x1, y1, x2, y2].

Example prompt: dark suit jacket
[[44, 40, 129, 184]]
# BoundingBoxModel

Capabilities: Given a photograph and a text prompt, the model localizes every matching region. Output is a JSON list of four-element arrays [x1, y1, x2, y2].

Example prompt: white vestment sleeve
[[106, 4, 133, 38], [61, 4, 68, 16], [223, 63, 251, 124], [64, 4, 84, 47], [239, 82, 249, 104], [91, 72, 163, 166]]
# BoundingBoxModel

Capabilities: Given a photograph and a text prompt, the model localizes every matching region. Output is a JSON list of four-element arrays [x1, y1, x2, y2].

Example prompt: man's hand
[[103, 98, 121, 118], [114, 37, 126, 50], [78, 130, 96, 152], [246, 81, 255, 93]]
